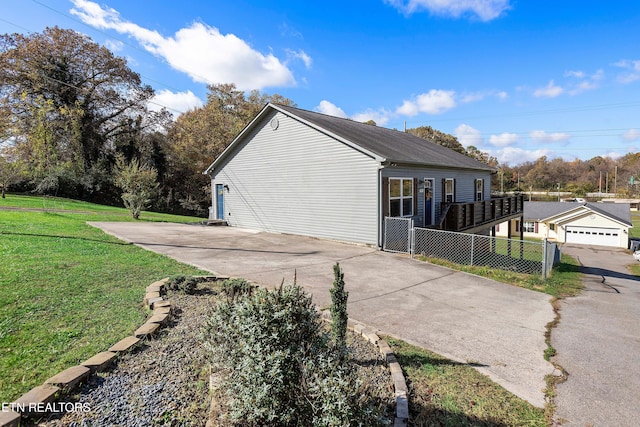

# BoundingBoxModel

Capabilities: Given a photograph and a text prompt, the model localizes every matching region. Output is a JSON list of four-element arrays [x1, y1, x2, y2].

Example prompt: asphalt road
[[90, 221, 555, 408], [553, 245, 640, 426]]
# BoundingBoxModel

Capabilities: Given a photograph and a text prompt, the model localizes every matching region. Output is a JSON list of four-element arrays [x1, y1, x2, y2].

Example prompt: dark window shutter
[[453, 179, 457, 202], [382, 177, 389, 218], [496, 223, 500, 232], [534, 222, 539, 233], [442, 179, 446, 203], [413, 178, 418, 215], [515, 220, 520, 232]]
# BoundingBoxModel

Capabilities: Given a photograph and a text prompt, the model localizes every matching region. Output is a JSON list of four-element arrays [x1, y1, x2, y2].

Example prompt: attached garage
[[565, 226, 620, 247]]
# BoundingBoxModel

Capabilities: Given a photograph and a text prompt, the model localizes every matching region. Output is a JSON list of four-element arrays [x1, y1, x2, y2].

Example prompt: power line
[[0, 15, 194, 115]]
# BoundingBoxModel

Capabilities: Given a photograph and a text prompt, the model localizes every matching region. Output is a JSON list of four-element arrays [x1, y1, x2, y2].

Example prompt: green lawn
[[420, 253, 583, 298], [630, 212, 640, 239], [388, 339, 546, 426], [0, 194, 208, 402]]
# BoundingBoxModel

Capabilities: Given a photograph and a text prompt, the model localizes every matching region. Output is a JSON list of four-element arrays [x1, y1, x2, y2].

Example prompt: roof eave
[[382, 160, 494, 172]]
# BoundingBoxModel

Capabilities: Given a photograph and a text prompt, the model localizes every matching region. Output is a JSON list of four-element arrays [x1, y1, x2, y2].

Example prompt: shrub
[[220, 277, 254, 301], [330, 262, 349, 353], [166, 275, 199, 294], [203, 283, 382, 426]]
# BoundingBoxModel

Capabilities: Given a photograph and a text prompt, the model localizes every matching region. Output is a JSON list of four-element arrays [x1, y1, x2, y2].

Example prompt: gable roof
[[205, 103, 495, 174], [524, 201, 632, 226]]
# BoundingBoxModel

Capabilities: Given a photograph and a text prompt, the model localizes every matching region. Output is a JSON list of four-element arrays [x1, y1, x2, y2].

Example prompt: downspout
[[378, 165, 383, 249]]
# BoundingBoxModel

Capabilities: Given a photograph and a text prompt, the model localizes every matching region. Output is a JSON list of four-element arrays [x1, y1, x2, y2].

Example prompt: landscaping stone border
[[320, 310, 409, 426], [1, 278, 175, 427]]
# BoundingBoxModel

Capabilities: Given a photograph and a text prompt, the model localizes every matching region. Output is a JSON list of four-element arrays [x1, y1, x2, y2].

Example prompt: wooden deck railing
[[439, 195, 524, 232]]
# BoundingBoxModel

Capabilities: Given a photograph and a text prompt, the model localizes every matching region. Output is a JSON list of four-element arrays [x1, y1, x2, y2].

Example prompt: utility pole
[[557, 182, 560, 201], [599, 171, 602, 194], [615, 166, 618, 194]]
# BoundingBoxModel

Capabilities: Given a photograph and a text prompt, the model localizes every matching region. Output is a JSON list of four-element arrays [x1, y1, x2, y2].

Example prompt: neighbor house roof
[[524, 202, 632, 226], [205, 103, 495, 174]]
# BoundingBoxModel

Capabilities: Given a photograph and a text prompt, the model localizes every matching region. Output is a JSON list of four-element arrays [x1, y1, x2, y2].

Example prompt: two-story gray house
[[204, 103, 523, 247]]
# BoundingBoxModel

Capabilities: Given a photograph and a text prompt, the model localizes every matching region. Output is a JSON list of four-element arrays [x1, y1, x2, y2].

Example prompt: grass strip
[[387, 338, 546, 426], [0, 195, 208, 401], [418, 253, 583, 298]]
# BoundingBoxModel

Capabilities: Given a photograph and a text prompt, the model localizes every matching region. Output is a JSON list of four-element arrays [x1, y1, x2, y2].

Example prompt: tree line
[[1, 27, 637, 216]]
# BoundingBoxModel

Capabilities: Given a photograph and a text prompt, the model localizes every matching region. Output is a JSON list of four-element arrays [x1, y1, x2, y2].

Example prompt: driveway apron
[[91, 222, 555, 408], [552, 245, 640, 426]]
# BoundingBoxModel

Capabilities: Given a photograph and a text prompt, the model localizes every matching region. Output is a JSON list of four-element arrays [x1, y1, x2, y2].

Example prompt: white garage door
[[565, 226, 620, 247]]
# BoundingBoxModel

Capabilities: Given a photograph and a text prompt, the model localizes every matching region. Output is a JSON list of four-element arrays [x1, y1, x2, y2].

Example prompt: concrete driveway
[[91, 222, 555, 408], [552, 245, 640, 425]]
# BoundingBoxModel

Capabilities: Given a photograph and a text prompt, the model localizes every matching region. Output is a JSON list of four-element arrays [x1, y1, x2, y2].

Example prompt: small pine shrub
[[330, 262, 349, 353]]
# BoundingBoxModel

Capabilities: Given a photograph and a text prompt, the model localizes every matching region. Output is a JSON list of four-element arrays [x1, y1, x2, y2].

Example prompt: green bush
[[166, 275, 199, 294], [220, 277, 254, 301], [203, 283, 383, 426]]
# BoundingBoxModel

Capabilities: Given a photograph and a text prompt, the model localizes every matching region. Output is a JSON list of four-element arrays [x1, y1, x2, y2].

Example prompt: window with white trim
[[523, 221, 536, 233], [444, 178, 454, 203], [475, 179, 484, 201], [389, 178, 413, 217]]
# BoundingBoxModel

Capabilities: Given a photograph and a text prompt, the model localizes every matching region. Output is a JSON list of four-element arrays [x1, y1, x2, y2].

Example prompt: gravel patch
[[29, 281, 394, 426]]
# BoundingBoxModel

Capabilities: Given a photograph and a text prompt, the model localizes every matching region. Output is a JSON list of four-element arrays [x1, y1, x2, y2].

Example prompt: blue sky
[[2, 0, 639, 165]]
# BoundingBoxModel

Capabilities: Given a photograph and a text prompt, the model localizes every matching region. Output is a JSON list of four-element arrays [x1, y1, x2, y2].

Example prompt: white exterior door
[[565, 226, 620, 247]]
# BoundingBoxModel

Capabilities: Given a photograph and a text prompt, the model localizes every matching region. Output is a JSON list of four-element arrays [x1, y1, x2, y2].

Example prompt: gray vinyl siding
[[381, 167, 492, 226], [211, 111, 380, 245]]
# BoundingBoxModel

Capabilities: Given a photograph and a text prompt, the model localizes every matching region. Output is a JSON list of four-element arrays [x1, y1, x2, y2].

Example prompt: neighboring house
[[204, 103, 523, 247], [601, 198, 640, 211], [496, 201, 633, 248]]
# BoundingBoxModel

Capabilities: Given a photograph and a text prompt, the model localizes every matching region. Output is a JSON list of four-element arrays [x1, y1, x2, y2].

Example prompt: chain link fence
[[383, 217, 413, 253], [383, 217, 559, 278]]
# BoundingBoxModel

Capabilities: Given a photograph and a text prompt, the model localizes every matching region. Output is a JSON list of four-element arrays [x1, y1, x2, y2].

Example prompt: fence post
[[409, 219, 414, 258], [470, 234, 475, 266], [542, 238, 548, 278]]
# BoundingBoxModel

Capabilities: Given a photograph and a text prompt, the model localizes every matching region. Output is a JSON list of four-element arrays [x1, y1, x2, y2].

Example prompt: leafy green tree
[[407, 125, 466, 154], [164, 83, 295, 214], [113, 155, 158, 219], [0, 148, 25, 198], [0, 27, 165, 199]]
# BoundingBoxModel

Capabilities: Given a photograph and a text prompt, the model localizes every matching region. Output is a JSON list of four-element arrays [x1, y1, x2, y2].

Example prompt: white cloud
[[352, 109, 391, 126], [565, 69, 604, 95], [489, 132, 518, 147], [286, 49, 312, 69], [454, 124, 483, 148], [605, 151, 624, 160], [614, 59, 640, 84], [396, 90, 456, 116], [315, 100, 348, 118], [70, 0, 297, 90], [149, 90, 203, 115], [533, 80, 563, 98], [494, 147, 550, 165], [564, 70, 585, 79], [529, 130, 571, 143], [386, 0, 510, 21], [622, 128, 640, 142], [104, 39, 123, 52], [460, 90, 508, 103], [315, 101, 391, 125]]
